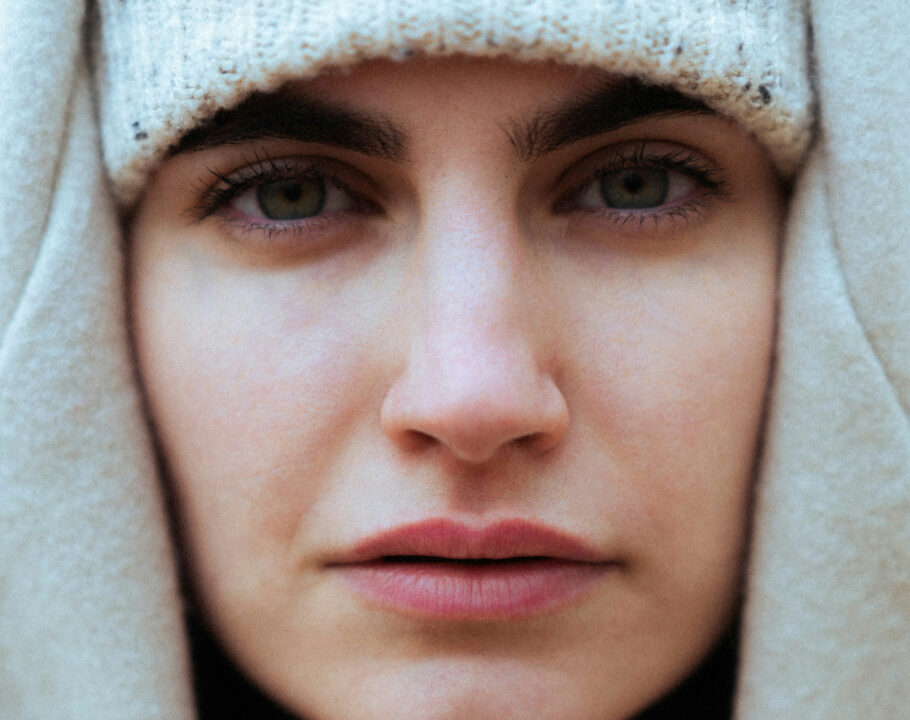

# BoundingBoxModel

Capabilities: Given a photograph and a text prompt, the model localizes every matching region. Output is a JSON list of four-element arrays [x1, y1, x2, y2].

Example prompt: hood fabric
[[0, 1, 191, 717], [739, 3, 910, 714], [1, 0, 908, 718]]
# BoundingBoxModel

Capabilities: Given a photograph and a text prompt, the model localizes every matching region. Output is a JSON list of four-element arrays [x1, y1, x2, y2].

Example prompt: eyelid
[[188, 151, 384, 223], [551, 140, 727, 211], [544, 139, 733, 241]]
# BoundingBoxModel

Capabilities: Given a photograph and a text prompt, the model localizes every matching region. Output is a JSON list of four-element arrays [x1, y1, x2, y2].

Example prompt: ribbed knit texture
[[92, 0, 812, 206]]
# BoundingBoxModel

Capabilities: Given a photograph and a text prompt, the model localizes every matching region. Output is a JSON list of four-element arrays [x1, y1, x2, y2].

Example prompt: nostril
[[516, 429, 564, 454], [381, 378, 570, 462], [378, 333, 570, 463], [515, 431, 541, 448], [398, 429, 437, 452], [391, 425, 563, 463]]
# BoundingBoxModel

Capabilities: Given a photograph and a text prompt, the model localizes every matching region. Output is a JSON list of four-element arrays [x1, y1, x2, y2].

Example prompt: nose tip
[[380, 342, 569, 464], [380, 191, 569, 464]]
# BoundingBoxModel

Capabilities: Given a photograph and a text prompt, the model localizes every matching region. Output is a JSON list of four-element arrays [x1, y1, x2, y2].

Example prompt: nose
[[380, 208, 569, 465]]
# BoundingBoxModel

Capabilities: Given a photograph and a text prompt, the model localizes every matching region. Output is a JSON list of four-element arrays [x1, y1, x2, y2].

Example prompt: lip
[[326, 518, 616, 619]]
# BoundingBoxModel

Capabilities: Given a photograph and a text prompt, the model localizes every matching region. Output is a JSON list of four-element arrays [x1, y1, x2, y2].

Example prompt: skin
[[129, 57, 782, 720]]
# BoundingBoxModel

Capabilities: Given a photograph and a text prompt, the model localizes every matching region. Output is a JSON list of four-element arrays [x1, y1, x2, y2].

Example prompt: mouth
[[326, 519, 616, 620]]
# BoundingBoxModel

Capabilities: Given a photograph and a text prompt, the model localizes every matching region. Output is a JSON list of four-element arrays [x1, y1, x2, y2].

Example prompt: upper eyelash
[[188, 143, 728, 232], [187, 152, 349, 223], [581, 143, 727, 194], [553, 143, 731, 230]]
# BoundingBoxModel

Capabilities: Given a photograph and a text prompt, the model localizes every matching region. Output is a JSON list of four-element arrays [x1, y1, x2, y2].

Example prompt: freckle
[[743, 81, 751, 92], [675, 45, 683, 55], [131, 120, 140, 129], [737, 42, 744, 53], [758, 85, 772, 103]]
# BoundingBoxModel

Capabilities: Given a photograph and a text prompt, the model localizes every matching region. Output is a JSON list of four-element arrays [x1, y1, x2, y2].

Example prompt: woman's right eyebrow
[[170, 89, 409, 161]]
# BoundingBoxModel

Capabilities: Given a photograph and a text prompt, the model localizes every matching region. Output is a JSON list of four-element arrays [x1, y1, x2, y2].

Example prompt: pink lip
[[327, 519, 615, 619]]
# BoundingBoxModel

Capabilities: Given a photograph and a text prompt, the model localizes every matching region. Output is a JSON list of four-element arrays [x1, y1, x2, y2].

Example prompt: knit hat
[[91, 0, 813, 207]]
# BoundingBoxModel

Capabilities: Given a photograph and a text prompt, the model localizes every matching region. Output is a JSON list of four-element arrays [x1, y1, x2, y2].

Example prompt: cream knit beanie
[[92, 0, 813, 207]]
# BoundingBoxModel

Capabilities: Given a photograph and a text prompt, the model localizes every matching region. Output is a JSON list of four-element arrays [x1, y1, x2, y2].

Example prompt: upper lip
[[328, 518, 608, 564]]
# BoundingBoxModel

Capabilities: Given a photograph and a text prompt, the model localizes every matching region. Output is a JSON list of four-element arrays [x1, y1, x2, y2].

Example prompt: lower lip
[[333, 559, 611, 619]]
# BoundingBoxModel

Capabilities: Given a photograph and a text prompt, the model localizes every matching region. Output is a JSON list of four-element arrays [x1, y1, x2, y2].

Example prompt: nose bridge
[[380, 188, 569, 464], [407, 163, 531, 362], [422, 205, 521, 355]]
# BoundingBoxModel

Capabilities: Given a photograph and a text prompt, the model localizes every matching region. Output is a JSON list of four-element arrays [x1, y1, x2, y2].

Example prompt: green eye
[[599, 169, 669, 209], [256, 178, 326, 220]]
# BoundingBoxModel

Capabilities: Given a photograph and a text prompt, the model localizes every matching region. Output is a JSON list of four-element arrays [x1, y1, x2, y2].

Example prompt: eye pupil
[[600, 168, 669, 209], [621, 171, 644, 194], [279, 181, 303, 203], [256, 178, 325, 220]]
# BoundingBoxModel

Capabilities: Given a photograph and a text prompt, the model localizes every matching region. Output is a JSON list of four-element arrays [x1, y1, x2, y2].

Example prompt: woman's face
[[130, 57, 781, 720]]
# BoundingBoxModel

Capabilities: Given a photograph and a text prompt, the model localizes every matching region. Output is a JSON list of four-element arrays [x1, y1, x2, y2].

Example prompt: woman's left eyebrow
[[506, 77, 715, 160], [170, 90, 409, 161]]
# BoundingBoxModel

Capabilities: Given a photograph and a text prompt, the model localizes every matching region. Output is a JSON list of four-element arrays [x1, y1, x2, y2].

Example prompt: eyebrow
[[170, 76, 713, 163], [170, 90, 409, 161], [506, 77, 715, 160]]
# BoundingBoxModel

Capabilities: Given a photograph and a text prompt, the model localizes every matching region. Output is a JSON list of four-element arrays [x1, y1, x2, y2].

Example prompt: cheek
[[576, 267, 773, 460], [568, 229, 777, 609], [129, 250, 384, 602]]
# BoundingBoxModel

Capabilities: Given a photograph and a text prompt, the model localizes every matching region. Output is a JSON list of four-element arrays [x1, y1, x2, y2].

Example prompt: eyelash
[[556, 144, 729, 228], [189, 144, 729, 242], [189, 153, 373, 237]]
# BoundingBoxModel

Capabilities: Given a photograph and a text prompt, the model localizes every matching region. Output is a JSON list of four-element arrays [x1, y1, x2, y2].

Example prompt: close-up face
[[129, 57, 782, 720]]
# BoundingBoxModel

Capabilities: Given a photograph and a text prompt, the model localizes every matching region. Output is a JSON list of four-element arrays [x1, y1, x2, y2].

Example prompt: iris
[[600, 168, 669, 209], [256, 178, 326, 220]]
